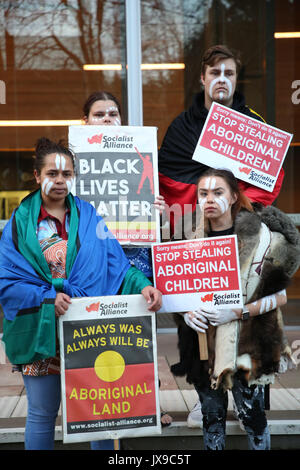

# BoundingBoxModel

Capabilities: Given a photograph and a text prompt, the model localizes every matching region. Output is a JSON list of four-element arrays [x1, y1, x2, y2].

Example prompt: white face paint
[[61, 156, 66, 170], [214, 195, 229, 214], [198, 196, 207, 210], [91, 106, 120, 125], [55, 153, 60, 169], [210, 177, 216, 189], [66, 178, 75, 194], [55, 153, 66, 170], [42, 177, 54, 196], [198, 177, 231, 215], [203, 177, 216, 189], [209, 63, 233, 101], [199, 177, 214, 209]]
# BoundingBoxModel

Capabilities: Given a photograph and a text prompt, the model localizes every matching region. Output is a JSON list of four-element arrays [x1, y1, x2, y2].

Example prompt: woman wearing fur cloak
[[170, 168, 300, 450]]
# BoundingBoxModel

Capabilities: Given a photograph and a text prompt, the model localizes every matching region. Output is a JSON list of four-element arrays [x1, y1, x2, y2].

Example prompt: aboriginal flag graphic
[[62, 316, 157, 433]]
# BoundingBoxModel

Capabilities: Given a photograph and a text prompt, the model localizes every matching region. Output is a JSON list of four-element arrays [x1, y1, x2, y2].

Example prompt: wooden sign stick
[[198, 332, 208, 360], [195, 209, 208, 360]]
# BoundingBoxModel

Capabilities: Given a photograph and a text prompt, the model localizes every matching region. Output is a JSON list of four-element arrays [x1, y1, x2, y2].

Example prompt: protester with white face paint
[[170, 168, 300, 450], [158, 45, 285, 235], [0, 137, 163, 450], [83, 92, 172, 429], [83, 91, 122, 126]]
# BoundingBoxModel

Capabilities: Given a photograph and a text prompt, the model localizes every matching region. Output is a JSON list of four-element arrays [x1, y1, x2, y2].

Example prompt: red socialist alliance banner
[[192, 102, 293, 192], [152, 235, 243, 314], [59, 295, 160, 444]]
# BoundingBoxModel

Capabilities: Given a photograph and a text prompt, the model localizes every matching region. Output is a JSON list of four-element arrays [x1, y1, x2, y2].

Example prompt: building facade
[[0, 0, 299, 294]]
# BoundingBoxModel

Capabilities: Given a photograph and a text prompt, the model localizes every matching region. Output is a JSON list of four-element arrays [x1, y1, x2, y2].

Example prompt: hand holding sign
[[184, 310, 209, 361], [153, 194, 165, 214], [184, 310, 208, 333], [141, 285, 162, 311], [152, 235, 243, 314]]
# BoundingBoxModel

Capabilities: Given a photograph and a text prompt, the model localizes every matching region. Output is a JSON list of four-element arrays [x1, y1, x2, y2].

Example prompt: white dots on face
[[91, 106, 120, 124]]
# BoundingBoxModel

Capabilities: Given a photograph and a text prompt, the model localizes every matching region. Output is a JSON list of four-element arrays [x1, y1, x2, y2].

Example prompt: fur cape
[[170, 205, 300, 391]]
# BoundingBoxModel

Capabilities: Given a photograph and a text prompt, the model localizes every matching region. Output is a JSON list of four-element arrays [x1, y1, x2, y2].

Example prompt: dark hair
[[201, 45, 241, 76], [34, 137, 75, 175], [197, 168, 253, 221], [83, 91, 121, 118]]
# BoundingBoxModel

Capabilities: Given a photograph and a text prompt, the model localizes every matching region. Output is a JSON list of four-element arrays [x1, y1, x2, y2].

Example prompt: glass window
[[0, 0, 299, 297], [274, 0, 300, 299], [141, 0, 300, 299], [0, 0, 126, 210], [141, 0, 271, 145]]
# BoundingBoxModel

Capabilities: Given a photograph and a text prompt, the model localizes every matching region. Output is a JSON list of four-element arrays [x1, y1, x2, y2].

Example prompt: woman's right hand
[[184, 310, 208, 333], [55, 292, 72, 317]]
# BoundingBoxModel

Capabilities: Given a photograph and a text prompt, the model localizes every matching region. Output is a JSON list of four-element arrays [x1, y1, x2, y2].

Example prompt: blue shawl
[[0, 191, 138, 364]]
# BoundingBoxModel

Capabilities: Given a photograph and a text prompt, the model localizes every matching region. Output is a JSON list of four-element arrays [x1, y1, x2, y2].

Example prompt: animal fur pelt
[[170, 205, 300, 390]]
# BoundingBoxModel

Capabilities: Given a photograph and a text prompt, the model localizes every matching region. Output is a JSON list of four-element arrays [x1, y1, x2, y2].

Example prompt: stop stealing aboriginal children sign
[[192, 102, 292, 192], [58, 295, 160, 443], [152, 235, 243, 313]]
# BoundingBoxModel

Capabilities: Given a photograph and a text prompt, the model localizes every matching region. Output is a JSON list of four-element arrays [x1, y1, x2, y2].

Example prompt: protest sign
[[59, 295, 160, 443], [69, 125, 160, 244], [192, 102, 292, 192], [152, 235, 243, 313]]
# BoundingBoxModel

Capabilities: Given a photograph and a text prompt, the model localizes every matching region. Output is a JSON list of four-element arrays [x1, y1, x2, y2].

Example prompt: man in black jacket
[[158, 45, 284, 234]]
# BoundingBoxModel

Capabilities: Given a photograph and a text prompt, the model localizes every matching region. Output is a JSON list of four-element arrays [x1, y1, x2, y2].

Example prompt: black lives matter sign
[[69, 126, 160, 245]]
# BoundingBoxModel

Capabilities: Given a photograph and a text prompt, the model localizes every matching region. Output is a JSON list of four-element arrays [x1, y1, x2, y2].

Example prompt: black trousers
[[195, 373, 270, 450]]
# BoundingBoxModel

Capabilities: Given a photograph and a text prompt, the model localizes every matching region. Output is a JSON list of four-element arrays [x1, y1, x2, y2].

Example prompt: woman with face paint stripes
[[170, 168, 300, 450], [0, 137, 163, 450], [83, 91, 171, 430]]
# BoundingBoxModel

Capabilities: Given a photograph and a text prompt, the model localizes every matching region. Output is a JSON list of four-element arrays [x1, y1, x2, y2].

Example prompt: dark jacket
[[158, 92, 284, 233]]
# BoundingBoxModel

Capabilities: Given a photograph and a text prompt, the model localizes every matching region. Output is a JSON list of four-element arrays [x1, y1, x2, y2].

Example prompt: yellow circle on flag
[[94, 350, 125, 382]]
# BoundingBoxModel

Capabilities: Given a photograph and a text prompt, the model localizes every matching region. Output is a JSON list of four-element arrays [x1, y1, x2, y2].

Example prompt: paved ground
[[1, 301, 300, 450]]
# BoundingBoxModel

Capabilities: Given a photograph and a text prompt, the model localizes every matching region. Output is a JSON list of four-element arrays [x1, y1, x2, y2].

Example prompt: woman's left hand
[[200, 306, 241, 326], [153, 195, 165, 214], [141, 285, 162, 311], [55, 292, 72, 317]]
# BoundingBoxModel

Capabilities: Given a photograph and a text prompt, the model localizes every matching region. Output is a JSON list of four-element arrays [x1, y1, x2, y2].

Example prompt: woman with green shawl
[[0, 137, 161, 450]]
